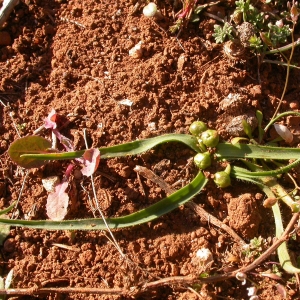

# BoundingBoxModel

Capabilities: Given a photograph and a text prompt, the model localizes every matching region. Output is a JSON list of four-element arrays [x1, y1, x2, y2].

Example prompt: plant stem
[[264, 38, 300, 54], [271, 23, 296, 119]]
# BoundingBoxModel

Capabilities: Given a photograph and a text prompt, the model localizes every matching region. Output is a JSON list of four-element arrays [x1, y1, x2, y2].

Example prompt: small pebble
[[289, 101, 299, 110], [42, 176, 60, 192]]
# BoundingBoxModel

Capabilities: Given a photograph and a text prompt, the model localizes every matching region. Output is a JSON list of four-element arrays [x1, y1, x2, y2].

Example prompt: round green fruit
[[214, 171, 231, 188], [189, 121, 208, 137], [201, 129, 219, 147], [193, 152, 211, 169]]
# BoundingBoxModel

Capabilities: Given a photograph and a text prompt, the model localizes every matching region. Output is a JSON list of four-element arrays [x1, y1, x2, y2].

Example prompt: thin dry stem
[[134, 165, 246, 246]]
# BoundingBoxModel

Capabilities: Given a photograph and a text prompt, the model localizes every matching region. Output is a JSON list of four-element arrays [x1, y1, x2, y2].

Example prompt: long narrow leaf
[[0, 171, 207, 230], [231, 159, 300, 177], [14, 134, 200, 167], [217, 143, 300, 160]]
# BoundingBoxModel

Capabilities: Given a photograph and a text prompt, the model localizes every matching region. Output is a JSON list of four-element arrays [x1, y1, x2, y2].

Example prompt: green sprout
[[268, 22, 291, 47], [234, 0, 264, 27], [212, 23, 234, 44], [243, 236, 266, 258], [249, 35, 263, 51]]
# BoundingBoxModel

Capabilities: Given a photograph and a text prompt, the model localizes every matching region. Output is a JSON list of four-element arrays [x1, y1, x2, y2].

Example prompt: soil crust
[[1, 0, 300, 299]]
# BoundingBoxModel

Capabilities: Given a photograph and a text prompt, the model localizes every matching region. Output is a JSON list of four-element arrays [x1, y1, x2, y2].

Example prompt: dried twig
[[0, 214, 298, 296], [200, 212, 300, 283], [133, 165, 246, 246]]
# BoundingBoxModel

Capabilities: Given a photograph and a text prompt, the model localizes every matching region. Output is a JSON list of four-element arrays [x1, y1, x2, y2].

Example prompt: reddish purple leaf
[[46, 181, 69, 221], [44, 109, 58, 129], [261, 272, 282, 281], [53, 129, 74, 151], [81, 148, 100, 176]]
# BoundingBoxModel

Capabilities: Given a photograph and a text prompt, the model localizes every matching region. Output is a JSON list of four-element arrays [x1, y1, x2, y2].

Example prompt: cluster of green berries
[[189, 121, 231, 188]]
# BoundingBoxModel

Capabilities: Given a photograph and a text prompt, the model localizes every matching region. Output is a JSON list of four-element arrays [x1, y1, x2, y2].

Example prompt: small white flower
[[247, 286, 257, 297], [275, 19, 284, 28], [196, 248, 213, 263]]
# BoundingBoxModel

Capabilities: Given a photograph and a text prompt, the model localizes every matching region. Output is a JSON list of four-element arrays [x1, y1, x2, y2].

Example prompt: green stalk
[[264, 38, 300, 54], [264, 111, 300, 133], [233, 168, 300, 273], [236, 161, 300, 212], [0, 171, 207, 230], [233, 158, 300, 178]]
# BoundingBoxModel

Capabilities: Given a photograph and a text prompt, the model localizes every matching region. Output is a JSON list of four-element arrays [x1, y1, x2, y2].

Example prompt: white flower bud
[[143, 3, 157, 18], [274, 123, 293, 143], [236, 272, 247, 285]]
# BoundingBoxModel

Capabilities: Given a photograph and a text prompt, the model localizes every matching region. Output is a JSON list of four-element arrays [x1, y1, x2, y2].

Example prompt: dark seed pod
[[193, 152, 211, 169], [189, 121, 208, 137], [201, 129, 219, 148]]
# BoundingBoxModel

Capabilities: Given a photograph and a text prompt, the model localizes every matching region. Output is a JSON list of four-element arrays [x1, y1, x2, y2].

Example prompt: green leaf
[[216, 143, 300, 160], [15, 134, 200, 163], [0, 203, 15, 246], [0, 202, 16, 216], [8, 136, 52, 168], [0, 171, 207, 230]]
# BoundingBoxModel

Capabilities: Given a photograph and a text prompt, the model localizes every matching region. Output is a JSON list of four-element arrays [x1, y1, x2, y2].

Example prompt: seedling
[[234, 0, 263, 27], [169, 1, 220, 34], [243, 236, 266, 259], [212, 23, 234, 43]]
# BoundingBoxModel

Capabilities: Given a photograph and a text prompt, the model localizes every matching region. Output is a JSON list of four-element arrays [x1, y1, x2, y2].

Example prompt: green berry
[[189, 121, 208, 137], [214, 171, 231, 188], [201, 129, 219, 148], [193, 152, 211, 169]]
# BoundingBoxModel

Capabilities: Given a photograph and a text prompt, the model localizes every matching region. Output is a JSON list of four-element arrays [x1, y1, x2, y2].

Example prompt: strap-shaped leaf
[[10, 134, 200, 168], [0, 171, 207, 230]]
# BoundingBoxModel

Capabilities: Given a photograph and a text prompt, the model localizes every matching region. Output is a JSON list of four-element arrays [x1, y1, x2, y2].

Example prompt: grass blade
[[217, 143, 300, 160], [0, 171, 207, 230]]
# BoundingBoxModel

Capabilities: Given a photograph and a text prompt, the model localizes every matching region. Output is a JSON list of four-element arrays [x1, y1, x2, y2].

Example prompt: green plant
[[248, 35, 263, 51], [234, 0, 263, 27], [2, 109, 300, 275], [267, 22, 291, 47], [212, 23, 234, 43], [243, 236, 266, 258]]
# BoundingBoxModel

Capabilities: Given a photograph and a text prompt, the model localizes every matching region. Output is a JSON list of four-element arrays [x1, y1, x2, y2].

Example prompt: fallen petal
[[274, 123, 293, 143], [81, 148, 100, 176], [46, 181, 69, 221]]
